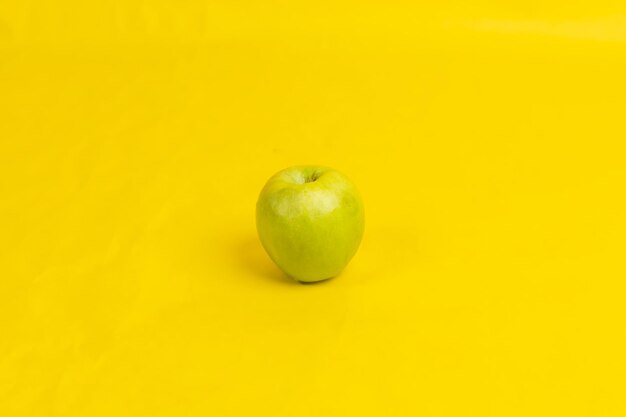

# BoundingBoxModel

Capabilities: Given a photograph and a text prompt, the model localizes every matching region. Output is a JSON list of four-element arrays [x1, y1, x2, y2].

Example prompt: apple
[[256, 166, 364, 283]]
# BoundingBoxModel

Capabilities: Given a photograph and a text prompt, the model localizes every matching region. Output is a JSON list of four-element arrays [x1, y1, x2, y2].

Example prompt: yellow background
[[1, 1, 625, 416]]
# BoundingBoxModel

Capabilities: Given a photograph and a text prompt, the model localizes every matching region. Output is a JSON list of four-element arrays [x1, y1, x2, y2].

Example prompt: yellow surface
[[1, 2, 626, 416]]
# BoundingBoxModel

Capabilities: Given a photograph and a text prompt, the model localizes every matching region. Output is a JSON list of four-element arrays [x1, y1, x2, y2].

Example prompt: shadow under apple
[[236, 236, 298, 285]]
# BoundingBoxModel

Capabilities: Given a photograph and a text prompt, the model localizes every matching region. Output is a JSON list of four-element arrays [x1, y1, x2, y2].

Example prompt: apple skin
[[256, 166, 364, 283]]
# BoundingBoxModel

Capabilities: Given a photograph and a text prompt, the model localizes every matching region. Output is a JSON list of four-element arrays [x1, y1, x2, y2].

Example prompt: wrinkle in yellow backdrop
[[1, 1, 626, 416]]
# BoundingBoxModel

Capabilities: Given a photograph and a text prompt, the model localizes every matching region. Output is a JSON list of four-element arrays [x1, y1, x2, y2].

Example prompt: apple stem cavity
[[304, 172, 320, 183]]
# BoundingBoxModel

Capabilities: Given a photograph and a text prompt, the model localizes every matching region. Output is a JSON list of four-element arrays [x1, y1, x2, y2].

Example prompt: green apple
[[256, 166, 365, 283]]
